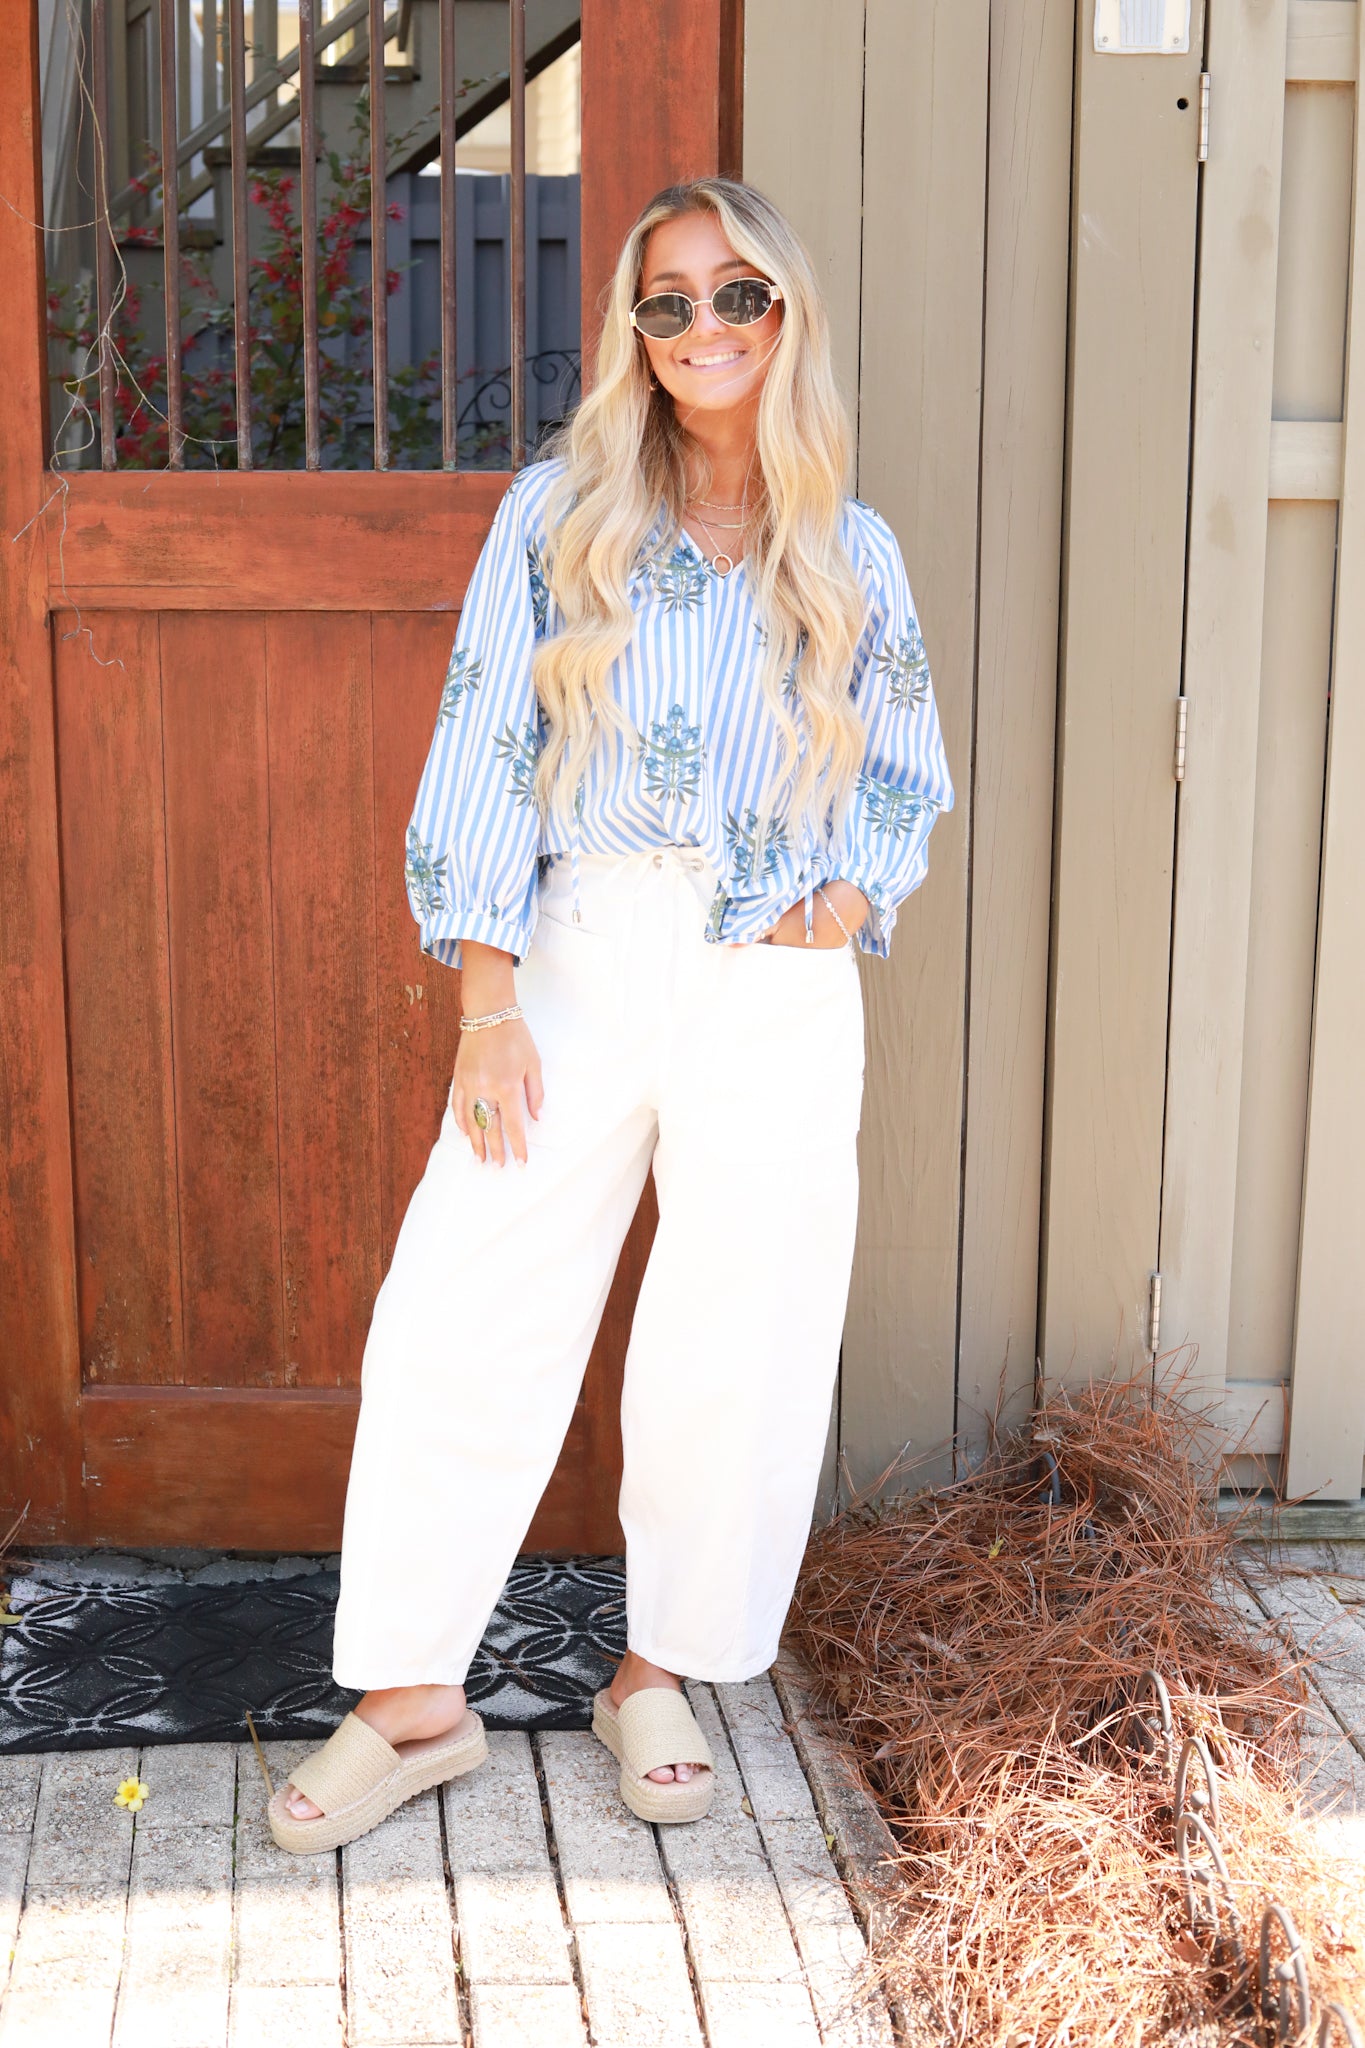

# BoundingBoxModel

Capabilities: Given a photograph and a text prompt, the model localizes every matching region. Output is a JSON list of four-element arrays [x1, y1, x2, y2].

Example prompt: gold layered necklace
[[685, 486, 749, 577], [688, 507, 742, 576]]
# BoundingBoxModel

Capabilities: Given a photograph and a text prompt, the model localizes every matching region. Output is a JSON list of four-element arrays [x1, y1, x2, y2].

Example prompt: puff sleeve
[[823, 506, 954, 956], [404, 476, 542, 969]]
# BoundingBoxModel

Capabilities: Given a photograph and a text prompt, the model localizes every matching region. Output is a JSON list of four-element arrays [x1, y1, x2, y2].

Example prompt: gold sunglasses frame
[[629, 278, 784, 339]]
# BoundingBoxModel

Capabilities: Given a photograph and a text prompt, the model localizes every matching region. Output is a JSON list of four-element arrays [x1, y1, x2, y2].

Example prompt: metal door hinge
[[1148, 1271, 1163, 1359], [1198, 72, 1211, 161], [1174, 696, 1188, 780]]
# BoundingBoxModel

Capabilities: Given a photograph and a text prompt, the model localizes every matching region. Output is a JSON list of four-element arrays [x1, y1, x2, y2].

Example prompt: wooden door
[[1162, 0, 1365, 1501], [0, 0, 740, 1552]]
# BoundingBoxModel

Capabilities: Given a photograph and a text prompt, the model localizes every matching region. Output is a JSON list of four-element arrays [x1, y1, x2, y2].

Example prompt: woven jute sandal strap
[[289, 1712, 401, 1814], [616, 1688, 714, 1780]]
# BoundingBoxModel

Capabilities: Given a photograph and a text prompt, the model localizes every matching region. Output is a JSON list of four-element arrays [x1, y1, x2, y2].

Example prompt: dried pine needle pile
[[786, 1385, 1365, 2046]]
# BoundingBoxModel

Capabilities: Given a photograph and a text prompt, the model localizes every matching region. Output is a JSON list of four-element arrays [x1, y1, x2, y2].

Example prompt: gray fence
[[372, 169, 583, 465]]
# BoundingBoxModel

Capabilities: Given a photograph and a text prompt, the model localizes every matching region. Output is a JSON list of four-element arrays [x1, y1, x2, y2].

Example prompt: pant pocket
[[696, 943, 865, 1163], [514, 911, 628, 1149]]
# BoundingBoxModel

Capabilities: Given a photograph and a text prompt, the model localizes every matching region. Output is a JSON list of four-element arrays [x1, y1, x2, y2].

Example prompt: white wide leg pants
[[332, 847, 865, 1688]]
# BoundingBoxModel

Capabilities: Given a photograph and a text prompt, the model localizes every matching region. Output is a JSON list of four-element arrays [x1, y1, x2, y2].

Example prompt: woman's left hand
[[754, 880, 870, 949]]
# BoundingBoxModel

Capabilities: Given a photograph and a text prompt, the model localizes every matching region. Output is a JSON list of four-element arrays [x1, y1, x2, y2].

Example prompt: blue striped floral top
[[405, 457, 953, 963]]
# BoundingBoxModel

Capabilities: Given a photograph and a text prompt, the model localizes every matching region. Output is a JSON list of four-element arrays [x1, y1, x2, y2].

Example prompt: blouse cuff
[[705, 891, 785, 947], [418, 905, 535, 971], [817, 864, 897, 958]]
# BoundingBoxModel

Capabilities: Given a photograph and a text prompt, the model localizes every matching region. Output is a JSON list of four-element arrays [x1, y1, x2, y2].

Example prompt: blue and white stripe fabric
[[404, 456, 953, 965]]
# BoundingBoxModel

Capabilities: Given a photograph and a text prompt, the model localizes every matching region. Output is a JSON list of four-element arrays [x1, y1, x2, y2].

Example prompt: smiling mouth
[[681, 348, 746, 369]]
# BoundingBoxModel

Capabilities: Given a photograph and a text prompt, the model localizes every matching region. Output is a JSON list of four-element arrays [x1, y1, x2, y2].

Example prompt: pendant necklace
[[689, 506, 741, 576], [686, 488, 748, 577]]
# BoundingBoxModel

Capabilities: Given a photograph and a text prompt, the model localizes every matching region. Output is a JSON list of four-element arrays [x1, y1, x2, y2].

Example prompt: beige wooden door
[[1161, 0, 1365, 1501]]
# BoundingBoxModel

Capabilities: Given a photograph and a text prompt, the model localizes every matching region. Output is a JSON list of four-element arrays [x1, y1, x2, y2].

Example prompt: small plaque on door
[[1094, 0, 1191, 52]]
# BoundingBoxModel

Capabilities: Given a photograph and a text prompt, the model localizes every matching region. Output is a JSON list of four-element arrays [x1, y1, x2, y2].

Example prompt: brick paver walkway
[[3, 1544, 1364, 2047], [0, 1674, 893, 2048]]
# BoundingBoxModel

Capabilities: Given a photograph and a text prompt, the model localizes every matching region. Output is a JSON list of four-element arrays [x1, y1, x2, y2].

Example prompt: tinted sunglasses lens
[[713, 278, 775, 326], [633, 292, 693, 339]]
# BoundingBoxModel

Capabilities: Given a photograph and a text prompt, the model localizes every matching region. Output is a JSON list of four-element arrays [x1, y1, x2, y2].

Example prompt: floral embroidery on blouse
[[404, 825, 448, 919], [725, 806, 791, 883], [439, 648, 483, 723], [638, 703, 705, 802], [527, 542, 551, 635], [873, 621, 931, 711], [493, 720, 541, 806], [650, 542, 711, 614], [856, 774, 939, 839]]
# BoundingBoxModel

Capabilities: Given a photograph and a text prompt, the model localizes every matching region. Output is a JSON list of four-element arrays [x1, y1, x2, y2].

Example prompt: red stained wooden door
[[0, 0, 740, 1551]]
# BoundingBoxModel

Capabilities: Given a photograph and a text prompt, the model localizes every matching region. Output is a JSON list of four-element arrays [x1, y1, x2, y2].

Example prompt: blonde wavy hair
[[532, 177, 868, 855]]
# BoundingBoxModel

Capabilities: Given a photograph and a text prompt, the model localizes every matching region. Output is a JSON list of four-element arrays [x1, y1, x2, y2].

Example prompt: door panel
[[2, 0, 735, 1550], [161, 612, 284, 1387], [266, 612, 384, 1392], [56, 610, 183, 1390], [370, 611, 469, 1274]]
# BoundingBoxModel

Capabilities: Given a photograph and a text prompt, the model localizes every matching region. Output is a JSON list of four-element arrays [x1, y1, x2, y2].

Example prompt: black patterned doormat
[[0, 1558, 627, 1753]]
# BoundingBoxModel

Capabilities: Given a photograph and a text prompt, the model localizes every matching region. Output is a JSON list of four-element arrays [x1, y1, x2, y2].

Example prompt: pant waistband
[[541, 846, 719, 927]]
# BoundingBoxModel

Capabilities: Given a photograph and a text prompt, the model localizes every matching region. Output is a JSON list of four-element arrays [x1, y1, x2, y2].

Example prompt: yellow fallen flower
[[113, 1778, 149, 1814]]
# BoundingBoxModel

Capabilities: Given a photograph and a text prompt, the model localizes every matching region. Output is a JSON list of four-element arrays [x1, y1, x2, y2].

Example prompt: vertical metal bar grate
[[92, 0, 117, 469], [227, 0, 253, 467], [508, 0, 526, 468], [298, 0, 321, 468], [176, 0, 192, 136], [439, 0, 457, 470], [369, 0, 389, 469], [201, 0, 218, 127], [158, 0, 184, 465]]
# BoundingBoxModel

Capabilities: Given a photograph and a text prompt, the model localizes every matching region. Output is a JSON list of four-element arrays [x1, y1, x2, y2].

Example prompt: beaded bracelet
[[460, 1003, 524, 1032], [816, 885, 854, 946]]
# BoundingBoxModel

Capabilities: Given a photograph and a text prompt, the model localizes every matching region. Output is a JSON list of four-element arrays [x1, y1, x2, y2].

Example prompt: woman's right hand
[[452, 1017, 545, 1165]]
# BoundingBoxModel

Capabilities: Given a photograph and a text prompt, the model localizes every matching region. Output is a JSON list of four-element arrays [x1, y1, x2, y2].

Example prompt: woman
[[269, 176, 952, 1853]]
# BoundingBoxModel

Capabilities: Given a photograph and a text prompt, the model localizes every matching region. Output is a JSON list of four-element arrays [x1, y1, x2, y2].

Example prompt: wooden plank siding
[[1041, 5, 1204, 1383], [746, 0, 1071, 1491], [739, 1, 865, 408], [957, 0, 1074, 1460], [840, 0, 987, 1495], [741, 0, 866, 1521]]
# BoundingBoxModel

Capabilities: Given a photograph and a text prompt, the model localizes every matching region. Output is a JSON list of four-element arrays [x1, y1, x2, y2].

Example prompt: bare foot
[[609, 1650, 711, 1786], [283, 1683, 468, 1821]]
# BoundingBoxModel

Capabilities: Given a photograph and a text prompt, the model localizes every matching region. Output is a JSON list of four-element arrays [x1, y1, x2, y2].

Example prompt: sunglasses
[[629, 276, 782, 341]]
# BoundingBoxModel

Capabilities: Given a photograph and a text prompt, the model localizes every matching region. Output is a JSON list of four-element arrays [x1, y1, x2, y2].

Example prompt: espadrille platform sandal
[[268, 1707, 488, 1855], [591, 1686, 715, 1823]]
